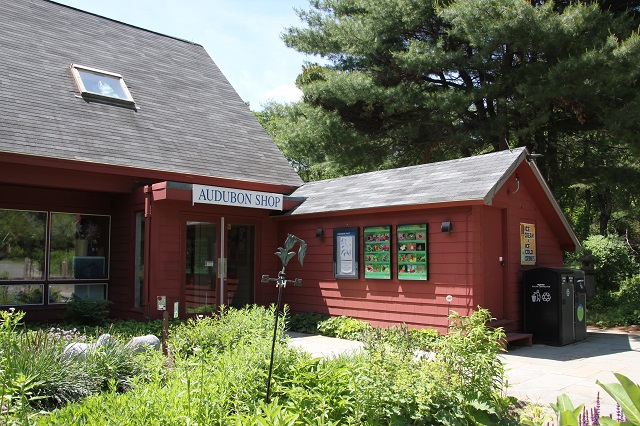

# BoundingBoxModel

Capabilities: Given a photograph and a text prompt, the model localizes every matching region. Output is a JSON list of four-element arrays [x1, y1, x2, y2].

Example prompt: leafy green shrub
[[435, 308, 506, 400], [169, 304, 283, 357], [82, 335, 153, 393], [317, 315, 372, 340], [573, 234, 639, 291], [29, 318, 172, 341], [42, 308, 299, 425], [98, 318, 166, 339], [286, 311, 330, 334], [588, 274, 640, 327], [38, 307, 515, 425], [362, 323, 442, 354], [1, 309, 95, 418], [62, 294, 111, 325], [0, 309, 164, 424]]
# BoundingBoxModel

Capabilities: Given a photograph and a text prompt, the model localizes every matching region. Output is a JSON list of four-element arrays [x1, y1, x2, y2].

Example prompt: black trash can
[[523, 267, 583, 346]]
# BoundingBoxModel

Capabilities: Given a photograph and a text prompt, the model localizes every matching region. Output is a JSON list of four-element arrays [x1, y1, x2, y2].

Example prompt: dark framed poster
[[397, 224, 428, 281], [334, 227, 359, 279], [363, 225, 391, 279]]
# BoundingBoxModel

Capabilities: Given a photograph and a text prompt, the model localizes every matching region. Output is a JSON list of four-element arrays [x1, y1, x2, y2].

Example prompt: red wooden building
[[277, 148, 579, 333], [0, 1, 579, 334], [0, 0, 302, 321]]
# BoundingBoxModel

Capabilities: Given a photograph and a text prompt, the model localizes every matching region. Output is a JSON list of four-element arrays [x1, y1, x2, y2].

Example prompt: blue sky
[[53, 0, 319, 110]]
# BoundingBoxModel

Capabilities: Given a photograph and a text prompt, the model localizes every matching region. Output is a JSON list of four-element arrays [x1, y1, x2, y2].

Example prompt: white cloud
[[262, 85, 303, 106]]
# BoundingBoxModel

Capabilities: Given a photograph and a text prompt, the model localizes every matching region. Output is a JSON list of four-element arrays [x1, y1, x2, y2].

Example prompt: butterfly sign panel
[[397, 224, 428, 281]]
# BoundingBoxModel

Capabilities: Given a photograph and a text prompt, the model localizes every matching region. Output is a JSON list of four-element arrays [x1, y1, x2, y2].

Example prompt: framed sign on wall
[[520, 223, 536, 265], [363, 225, 391, 279], [397, 224, 428, 281], [334, 227, 359, 279]]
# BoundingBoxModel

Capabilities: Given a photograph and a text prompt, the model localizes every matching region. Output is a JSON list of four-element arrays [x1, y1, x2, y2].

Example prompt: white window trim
[[70, 63, 136, 106]]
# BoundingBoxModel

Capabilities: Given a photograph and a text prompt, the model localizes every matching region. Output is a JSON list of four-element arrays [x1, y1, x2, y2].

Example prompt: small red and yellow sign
[[520, 223, 536, 265]]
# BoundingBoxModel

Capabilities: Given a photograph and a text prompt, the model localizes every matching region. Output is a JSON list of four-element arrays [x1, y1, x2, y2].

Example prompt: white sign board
[[192, 184, 283, 211]]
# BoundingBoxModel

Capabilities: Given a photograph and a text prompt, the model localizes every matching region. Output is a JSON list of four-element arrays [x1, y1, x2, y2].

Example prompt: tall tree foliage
[[267, 0, 640, 245]]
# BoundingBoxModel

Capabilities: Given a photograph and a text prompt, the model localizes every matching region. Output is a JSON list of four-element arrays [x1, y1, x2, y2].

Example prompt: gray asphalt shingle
[[0, 0, 302, 188], [287, 148, 527, 215]]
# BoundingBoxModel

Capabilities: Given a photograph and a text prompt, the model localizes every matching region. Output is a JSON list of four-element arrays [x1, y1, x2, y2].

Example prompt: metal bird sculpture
[[275, 233, 306, 269], [263, 233, 306, 403]]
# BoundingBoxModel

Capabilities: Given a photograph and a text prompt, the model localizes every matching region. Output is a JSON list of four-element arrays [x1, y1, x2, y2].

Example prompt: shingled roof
[[288, 148, 528, 215], [0, 0, 302, 188]]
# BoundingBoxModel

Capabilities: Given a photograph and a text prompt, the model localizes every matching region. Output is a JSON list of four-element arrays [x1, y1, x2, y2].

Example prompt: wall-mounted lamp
[[441, 221, 452, 233], [315, 228, 324, 238]]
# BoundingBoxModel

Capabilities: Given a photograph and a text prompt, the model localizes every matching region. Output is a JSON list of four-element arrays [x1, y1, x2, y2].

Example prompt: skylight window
[[71, 64, 135, 106]]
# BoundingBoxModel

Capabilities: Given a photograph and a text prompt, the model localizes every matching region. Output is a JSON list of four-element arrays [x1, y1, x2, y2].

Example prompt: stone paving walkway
[[501, 328, 640, 416]]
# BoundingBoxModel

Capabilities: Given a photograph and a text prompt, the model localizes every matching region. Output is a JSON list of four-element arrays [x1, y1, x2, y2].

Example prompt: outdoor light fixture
[[441, 221, 452, 233], [315, 228, 324, 238], [526, 153, 543, 162]]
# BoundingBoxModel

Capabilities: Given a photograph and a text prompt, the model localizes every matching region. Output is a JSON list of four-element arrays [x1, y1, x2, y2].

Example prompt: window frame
[[70, 63, 136, 107], [0, 208, 112, 306]]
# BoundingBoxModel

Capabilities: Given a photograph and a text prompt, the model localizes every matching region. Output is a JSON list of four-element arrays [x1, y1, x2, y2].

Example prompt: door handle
[[217, 258, 227, 279]]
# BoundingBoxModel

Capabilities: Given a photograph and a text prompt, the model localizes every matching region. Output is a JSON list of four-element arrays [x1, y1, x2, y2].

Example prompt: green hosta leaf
[[558, 411, 580, 426], [597, 417, 621, 426], [551, 394, 582, 426], [597, 373, 640, 424]]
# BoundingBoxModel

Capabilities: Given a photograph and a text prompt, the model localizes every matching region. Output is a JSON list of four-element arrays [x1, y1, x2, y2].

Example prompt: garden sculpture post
[[261, 234, 306, 403]]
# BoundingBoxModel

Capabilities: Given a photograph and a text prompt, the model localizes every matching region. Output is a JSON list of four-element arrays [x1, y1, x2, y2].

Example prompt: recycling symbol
[[541, 292, 551, 302]]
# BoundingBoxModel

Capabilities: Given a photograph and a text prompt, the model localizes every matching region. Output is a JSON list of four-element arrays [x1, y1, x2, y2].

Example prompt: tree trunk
[[597, 187, 612, 235]]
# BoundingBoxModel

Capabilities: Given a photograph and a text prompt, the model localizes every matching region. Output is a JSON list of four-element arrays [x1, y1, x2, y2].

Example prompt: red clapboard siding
[[277, 163, 574, 333]]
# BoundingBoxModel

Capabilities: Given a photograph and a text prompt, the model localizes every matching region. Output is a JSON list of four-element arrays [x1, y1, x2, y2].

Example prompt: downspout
[[143, 185, 153, 319]]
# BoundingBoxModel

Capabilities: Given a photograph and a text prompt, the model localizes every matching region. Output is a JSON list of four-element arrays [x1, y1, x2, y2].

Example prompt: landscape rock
[[126, 334, 161, 353], [63, 333, 113, 359]]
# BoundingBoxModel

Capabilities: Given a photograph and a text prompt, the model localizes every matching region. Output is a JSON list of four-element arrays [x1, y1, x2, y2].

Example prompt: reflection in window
[[185, 222, 217, 313], [0, 284, 44, 306], [0, 209, 46, 280], [71, 64, 135, 104], [134, 212, 145, 308], [49, 283, 106, 304], [50, 213, 110, 280]]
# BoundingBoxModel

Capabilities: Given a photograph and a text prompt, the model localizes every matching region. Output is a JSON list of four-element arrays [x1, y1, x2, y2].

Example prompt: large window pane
[[0, 209, 46, 280], [0, 284, 44, 306], [49, 283, 106, 304], [49, 213, 110, 280]]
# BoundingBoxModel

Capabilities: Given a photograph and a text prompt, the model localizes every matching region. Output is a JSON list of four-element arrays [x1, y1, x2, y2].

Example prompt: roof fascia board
[[483, 148, 528, 206], [0, 152, 299, 194], [527, 160, 582, 250], [47, 0, 202, 47], [277, 199, 484, 219]]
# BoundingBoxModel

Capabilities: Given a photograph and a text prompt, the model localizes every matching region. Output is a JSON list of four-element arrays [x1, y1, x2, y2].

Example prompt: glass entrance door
[[224, 224, 255, 308], [185, 221, 217, 314], [184, 219, 255, 314]]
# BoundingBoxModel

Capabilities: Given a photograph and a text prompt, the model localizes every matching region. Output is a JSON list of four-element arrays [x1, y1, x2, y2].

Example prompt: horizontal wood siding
[[279, 208, 474, 331], [147, 201, 182, 319], [106, 194, 138, 320], [492, 163, 566, 328]]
